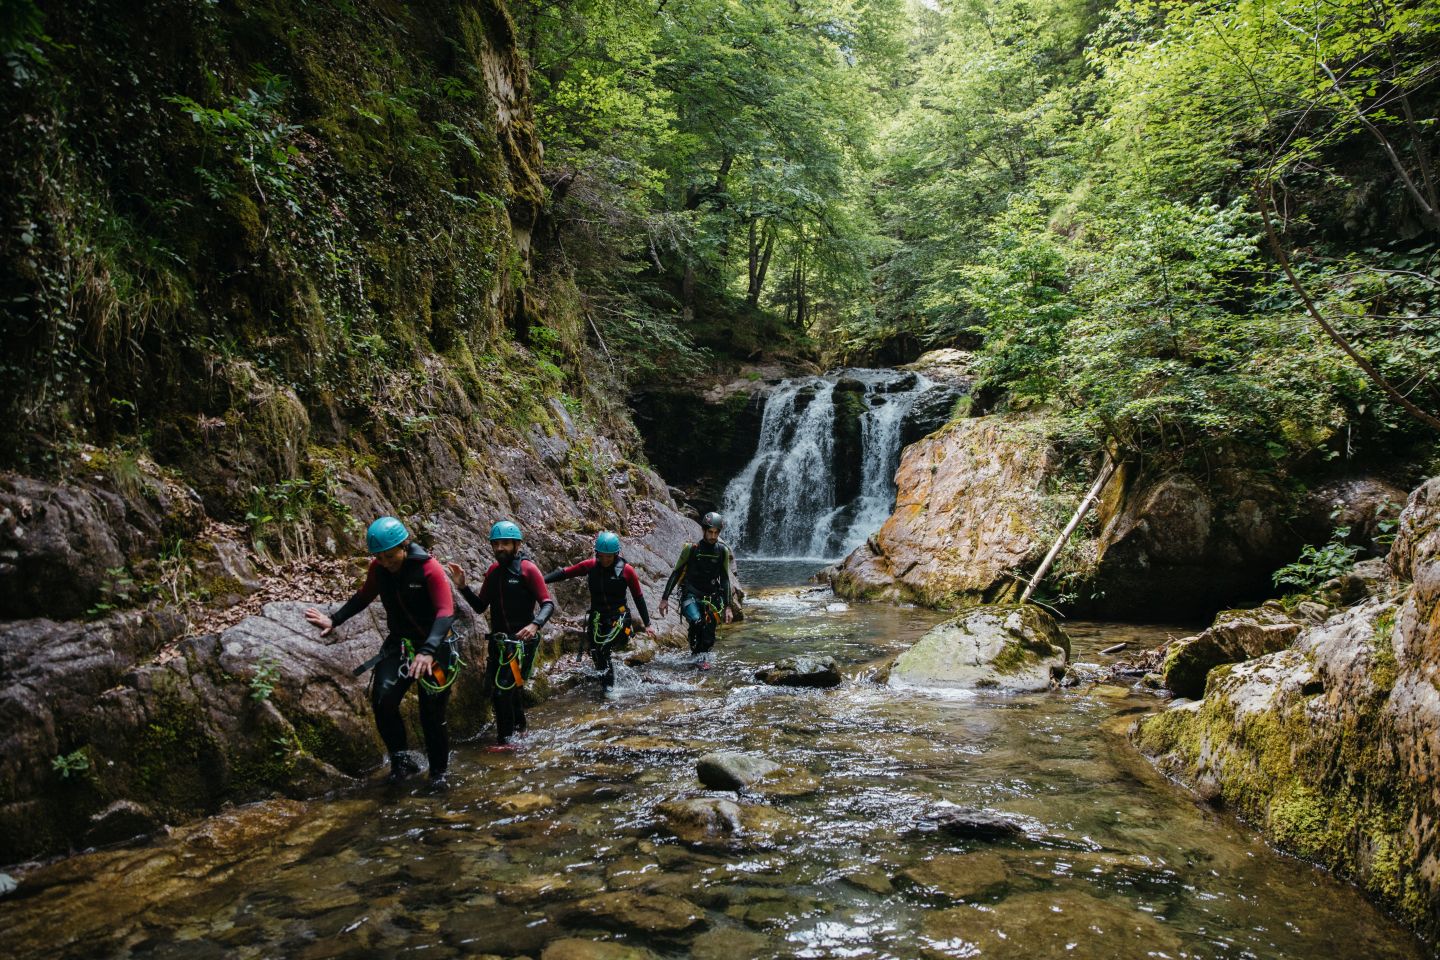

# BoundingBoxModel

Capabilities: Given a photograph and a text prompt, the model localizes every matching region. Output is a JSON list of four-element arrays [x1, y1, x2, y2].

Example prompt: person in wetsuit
[[447, 520, 554, 751], [544, 531, 655, 692], [659, 512, 734, 670], [305, 516, 457, 789]]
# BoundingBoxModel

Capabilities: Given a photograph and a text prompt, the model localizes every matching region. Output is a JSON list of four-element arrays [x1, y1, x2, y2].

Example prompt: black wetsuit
[[661, 539, 732, 654], [545, 556, 651, 688], [329, 543, 456, 777], [459, 554, 554, 744]]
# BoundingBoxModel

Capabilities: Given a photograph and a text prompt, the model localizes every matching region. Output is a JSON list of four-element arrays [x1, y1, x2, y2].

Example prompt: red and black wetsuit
[[329, 543, 456, 776], [545, 556, 651, 687], [459, 554, 554, 744]]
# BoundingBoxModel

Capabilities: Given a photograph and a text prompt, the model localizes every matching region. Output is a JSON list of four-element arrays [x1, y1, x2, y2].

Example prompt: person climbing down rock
[[305, 516, 460, 791], [659, 511, 734, 670], [448, 520, 553, 751], [544, 530, 656, 694]]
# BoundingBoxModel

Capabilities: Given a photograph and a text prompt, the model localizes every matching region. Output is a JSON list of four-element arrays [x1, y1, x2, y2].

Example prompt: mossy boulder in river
[[887, 604, 1069, 693]]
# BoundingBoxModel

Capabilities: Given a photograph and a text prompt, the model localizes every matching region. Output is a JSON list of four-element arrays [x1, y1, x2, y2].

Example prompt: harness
[[493, 633, 528, 691], [589, 604, 634, 648], [402, 634, 464, 693]]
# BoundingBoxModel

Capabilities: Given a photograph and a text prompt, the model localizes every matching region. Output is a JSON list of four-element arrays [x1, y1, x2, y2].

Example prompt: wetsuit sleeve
[[522, 560, 554, 629], [418, 558, 456, 656], [623, 564, 651, 627], [459, 565, 496, 616], [661, 544, 691, 602], [722, 545, 733, 607], [543, 558, 594, 584], [329, 562, 380, 627]]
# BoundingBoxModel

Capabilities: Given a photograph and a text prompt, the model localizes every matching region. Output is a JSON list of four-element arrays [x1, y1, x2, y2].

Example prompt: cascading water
[[722, 369, 951, 559]]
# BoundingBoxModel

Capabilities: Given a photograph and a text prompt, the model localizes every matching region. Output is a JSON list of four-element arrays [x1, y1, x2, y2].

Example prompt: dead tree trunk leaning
[[1020, 455, 1120, 605]]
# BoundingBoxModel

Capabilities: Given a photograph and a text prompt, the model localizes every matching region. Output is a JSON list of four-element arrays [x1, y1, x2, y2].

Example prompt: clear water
[[1, 569, 1426, 959]]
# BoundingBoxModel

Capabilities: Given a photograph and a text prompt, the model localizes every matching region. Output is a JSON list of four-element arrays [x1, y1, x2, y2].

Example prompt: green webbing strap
[[400, 632, 465, 694], [494, 633, 525, 691], [590, 605, 630, 648]]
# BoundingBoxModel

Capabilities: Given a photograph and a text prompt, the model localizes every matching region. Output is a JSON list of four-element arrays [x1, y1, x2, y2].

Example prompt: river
[[1, 561, 1425, 959]]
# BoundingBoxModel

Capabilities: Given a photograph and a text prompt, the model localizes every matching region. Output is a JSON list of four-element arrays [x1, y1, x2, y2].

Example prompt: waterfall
[[722, 369, 944, 560]]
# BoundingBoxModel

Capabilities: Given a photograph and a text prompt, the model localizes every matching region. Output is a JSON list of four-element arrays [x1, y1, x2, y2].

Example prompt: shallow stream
[[2, 562, 1426, 959]]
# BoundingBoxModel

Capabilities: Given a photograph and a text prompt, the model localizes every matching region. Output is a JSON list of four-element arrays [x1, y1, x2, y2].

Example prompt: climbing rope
[[590, 605, 632, 648]]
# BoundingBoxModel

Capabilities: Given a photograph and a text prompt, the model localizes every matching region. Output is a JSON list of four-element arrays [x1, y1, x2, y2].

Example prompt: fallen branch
[[1021, 454, 1120, 605]]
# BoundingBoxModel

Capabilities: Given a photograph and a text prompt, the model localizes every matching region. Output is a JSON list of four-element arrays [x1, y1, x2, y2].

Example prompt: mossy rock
[[887, 603, 1069, 693]]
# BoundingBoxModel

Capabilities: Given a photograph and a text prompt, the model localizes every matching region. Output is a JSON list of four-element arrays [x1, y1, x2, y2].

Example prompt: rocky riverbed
[[1, 573, 1426, 959]]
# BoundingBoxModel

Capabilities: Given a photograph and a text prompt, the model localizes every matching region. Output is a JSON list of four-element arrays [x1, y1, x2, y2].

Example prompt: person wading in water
[[305, 516, 459, 790], [544, 531, 655, 694], [659, 512, 734, 670], [448, 520, 553, 751]]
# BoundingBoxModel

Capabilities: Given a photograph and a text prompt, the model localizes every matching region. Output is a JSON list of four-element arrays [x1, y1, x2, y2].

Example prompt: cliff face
[[830, 404, 1407, 618], [1134, 477, 1440, 943], [0, 0, 698, 863]]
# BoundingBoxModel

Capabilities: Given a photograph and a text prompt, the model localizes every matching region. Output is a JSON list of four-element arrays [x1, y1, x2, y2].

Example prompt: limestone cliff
[[0, 0, 698, 864], [1134, 476, 1440, 943]]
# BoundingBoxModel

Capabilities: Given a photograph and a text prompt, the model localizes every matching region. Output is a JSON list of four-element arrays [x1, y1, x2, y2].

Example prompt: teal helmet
[[594, 531, 621, 555], [489, 519, 523, 542], [366, 516, 409, 554]]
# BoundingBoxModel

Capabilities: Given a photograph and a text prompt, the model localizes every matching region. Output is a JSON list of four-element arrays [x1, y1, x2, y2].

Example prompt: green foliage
[[168, 72, 303, 212], [51, 748, 91, 780], [1273, 526, 1362, 590], [250, 651, 281, 703]]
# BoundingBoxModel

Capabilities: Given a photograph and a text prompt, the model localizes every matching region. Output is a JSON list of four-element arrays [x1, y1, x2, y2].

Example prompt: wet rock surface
[[1135, 475, 1440, 943], [560, 892, 706, 935], [832, 415, 1052, 608], [696, 751, 780, 790], [887, 604, 1070, 692], [1160, 603, 1305, 698], [753, 654, 842, 687]]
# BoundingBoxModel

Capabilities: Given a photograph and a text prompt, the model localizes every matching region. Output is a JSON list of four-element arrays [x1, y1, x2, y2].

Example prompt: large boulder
[[1134, 476, 1440, 943], [0, 467, 204, 620], [1090, 468, 1302, 619], [887, 604, 1069, 693], [1160, 603, 1305, 698], [832, 415, 1054, 607]]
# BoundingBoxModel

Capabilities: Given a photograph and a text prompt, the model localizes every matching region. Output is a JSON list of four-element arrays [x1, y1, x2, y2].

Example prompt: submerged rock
[[887, 604, 1069, 692], [912, 807, 1029, 841], [920, 889, 1183, 960], [541, 939, 659, 960], [899, 851, 1009, 900], [696, 751, 780, 790], [560, 891, 706, 935], [753, 655, 842, 688], [657, 797, 789, 846]]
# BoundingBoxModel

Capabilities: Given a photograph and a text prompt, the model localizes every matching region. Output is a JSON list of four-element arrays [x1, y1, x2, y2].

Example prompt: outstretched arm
[[544, 558, 595, 584], [305, 563, 378, 635]]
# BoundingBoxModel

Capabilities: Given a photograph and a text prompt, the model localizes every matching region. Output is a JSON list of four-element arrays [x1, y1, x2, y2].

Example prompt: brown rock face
[[1135, 475, 1440, 943], [831, 415, 1052, 607], [1091, 469, 1300, 619]]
